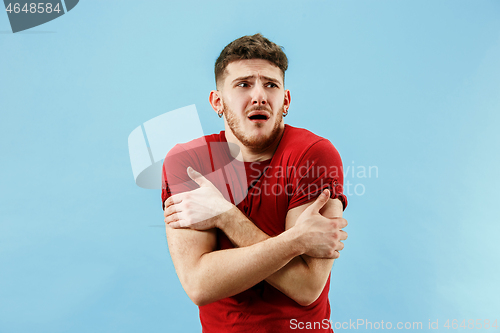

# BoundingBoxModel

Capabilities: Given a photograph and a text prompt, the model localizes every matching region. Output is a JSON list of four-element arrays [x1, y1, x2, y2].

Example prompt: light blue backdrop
[[1, 1, 499, 332]]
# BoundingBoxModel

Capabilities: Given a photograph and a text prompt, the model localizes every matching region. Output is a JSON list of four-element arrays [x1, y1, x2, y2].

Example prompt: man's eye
[[266, 83, 278, 88], [237, 82, 249, 87]]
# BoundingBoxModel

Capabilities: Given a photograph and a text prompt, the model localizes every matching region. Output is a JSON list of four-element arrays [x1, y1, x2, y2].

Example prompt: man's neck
[[225, 125, 285, 162]]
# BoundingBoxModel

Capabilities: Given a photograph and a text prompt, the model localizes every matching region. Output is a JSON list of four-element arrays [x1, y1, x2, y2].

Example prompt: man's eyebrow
[[232, 75, 254, 83], [231, 75, 282, 85], [261, 76, 281, 84]]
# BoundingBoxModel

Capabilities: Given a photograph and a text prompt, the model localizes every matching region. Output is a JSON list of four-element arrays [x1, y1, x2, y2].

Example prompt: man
[[161, 34, 348, 332]]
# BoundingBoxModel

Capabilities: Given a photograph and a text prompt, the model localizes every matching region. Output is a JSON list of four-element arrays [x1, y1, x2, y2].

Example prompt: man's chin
[[243, 139, 272, 150], [243, 129, 283, 149]]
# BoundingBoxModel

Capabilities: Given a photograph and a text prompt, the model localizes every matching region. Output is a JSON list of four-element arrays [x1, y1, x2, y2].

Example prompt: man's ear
[[284, 89, 291, 110], [209, 90, 223, 115]]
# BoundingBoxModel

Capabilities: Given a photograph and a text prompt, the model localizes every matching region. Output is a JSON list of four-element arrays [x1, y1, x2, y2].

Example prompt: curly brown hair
[[214, 33, 288, 88]]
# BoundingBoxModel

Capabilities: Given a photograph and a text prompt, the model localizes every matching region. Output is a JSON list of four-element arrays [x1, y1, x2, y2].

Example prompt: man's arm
[[217, 196, 344, 306], [165, 189, 343, 307]]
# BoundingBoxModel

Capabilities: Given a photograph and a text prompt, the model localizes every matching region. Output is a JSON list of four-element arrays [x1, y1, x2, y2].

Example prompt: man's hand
[[293, 189, 348, 259], [164, 167, 234, 230]]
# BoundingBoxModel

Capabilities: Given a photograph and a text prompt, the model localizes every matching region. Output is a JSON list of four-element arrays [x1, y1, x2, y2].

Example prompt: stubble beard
[[223, 101, 284, 151]]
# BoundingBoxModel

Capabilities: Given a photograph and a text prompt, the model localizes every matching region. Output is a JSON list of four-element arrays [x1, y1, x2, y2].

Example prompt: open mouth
[[247, 111, 270, 122]]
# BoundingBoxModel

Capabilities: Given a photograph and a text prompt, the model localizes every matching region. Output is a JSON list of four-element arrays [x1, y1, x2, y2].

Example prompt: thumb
[[187, 166, 209, 187], [308, 189, 330, 213]]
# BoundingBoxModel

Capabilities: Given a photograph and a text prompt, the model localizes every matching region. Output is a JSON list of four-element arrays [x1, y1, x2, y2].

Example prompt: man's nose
[[251, 84, 267, 105]]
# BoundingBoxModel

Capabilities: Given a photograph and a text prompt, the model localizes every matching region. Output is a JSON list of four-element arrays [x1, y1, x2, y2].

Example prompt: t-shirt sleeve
[[161, 139, 240, 211], [161, 144, 198, 210], [288, 139, 348, 211]]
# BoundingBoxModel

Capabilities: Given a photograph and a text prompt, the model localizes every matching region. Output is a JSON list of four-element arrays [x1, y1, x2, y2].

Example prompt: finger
[[164, 204, 179, 218], [164, 194, 183, 209], [337, 241, 345, 251], [187, 167, 212, 187], [167, 221, 183, 229], [164, 212, 181, 224], [327, 250, 340, 259], [308, 189, 330, 213], [332, 217, 348, 229], [169, 219, 192, 229], [339, 230, 348, 241]]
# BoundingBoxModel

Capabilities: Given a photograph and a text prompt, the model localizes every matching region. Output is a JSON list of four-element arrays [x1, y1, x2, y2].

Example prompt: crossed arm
[[214, 197, 343, 306], [164, 168, 347, 306]]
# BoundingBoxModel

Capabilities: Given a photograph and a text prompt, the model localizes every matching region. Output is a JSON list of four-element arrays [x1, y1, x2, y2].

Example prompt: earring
[[283, 109, 288, 117], [218, 111, 223, 118]]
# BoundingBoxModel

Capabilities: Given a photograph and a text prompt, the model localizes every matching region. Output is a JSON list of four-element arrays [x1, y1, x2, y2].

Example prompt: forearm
[[217, 207, 271, 247], [187, 227, 303, 306], [218, 207, 328, 305], [266, 255, 333, 305]]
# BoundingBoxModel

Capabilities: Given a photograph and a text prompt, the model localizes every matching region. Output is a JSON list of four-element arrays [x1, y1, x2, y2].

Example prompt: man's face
[[218, 59, 290, 150]]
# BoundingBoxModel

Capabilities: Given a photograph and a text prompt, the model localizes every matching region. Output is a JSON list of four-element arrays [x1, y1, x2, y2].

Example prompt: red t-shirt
[[161, 125, 347, 332]]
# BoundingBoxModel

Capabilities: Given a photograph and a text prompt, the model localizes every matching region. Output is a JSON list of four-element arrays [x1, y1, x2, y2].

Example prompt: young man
[[162, 34, 348, 332]]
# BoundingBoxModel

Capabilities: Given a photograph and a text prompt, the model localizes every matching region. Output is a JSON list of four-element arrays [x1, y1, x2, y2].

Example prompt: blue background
[[1, 0, 499, 332]]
